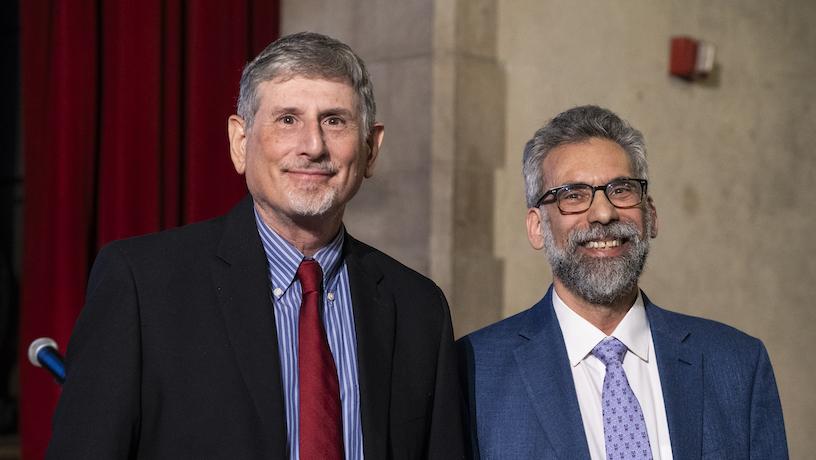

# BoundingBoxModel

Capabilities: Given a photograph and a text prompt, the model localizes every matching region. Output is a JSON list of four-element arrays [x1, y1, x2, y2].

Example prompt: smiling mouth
[[582, 239, 624, 249], [284, 169, 336, 181], [286, 168, 333, 174]]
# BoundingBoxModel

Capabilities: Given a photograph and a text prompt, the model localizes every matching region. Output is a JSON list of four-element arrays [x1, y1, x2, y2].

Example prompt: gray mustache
[[567, 222, 640, 248], [281, 160, 338, 174]]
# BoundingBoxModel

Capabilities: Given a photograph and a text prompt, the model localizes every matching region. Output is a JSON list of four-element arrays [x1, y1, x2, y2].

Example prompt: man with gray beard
[[458, 105, 787, 459]]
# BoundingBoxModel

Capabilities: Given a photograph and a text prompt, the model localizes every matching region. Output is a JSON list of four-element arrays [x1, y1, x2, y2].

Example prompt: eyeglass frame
[[534, 178, 649, 215]]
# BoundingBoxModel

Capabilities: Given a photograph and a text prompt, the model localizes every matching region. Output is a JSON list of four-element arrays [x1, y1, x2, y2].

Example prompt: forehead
[[255, 76, 357, 111], [542, 138, 634, 187]]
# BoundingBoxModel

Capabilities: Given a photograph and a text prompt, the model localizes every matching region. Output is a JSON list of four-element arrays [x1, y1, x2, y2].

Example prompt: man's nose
[[299, 120, 325, 157], [585, 188, 619, 224]]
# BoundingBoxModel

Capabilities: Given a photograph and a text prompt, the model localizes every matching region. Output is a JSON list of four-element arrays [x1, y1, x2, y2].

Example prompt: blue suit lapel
[[513, 288, 591, 459], [645, 295, 703, 460]]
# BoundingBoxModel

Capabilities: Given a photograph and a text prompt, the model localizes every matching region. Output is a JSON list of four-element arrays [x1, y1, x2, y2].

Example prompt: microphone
[[28, 337, 66, 384]]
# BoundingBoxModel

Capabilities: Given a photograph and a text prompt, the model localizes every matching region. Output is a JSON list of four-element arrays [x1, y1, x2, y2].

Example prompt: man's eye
[[610, 184, 633, 195], [280, 115, 296, 124], [324, 116, 344, 126]]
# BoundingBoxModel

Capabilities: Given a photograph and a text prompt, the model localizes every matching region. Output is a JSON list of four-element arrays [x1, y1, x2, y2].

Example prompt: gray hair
[[522, 105, 648, 208], [236, 32, 376, 137]]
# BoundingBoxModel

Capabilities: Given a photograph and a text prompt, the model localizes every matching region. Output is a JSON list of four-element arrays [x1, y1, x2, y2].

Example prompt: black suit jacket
[[47, 196, 464, 459]]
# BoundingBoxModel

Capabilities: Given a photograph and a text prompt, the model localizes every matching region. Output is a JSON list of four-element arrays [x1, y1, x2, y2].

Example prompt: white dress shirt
[[552, 289, 674, 460]]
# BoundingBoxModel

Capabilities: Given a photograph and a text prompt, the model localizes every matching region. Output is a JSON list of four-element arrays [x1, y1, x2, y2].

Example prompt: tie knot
[[296, 259, 323, 294], [591, 337, 627, 367]]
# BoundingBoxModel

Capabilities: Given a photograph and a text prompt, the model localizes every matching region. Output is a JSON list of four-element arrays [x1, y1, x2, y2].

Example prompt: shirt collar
[[552, 288, 651, 367], [253, 207, 345, 294]]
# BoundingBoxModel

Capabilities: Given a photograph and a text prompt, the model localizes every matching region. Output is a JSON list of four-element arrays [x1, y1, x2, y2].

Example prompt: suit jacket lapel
[[344, 236, 395, 459], [211, 196, 287, 456], [514, 288, 591, 459], [646, 296, 703, 460]]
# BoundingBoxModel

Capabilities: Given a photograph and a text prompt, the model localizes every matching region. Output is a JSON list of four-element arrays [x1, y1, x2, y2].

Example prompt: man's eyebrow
[[264, 106, 356, 119], [319, 107, 356, 118], [267, 106, 304, 115], [552, 176, 634, 188], [590, 175, 635, 183]]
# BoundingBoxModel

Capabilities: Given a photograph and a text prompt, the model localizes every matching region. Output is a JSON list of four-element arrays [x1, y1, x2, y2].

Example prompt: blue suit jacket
[[458, 287, 788, 459]]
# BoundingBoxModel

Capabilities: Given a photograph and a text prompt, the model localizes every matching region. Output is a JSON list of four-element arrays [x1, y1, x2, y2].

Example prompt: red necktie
[[297, 259, 343, 460]]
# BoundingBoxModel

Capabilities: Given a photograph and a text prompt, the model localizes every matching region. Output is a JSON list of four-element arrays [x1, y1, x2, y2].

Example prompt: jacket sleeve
[[456, 336, 480, 460], [426, 289, 466, 460], [749, 342, 788, 459], [46, 243, 142, 459]]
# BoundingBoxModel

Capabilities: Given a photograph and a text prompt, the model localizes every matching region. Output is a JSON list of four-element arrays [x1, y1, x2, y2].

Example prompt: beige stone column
[[283, 0, 436, 274], [438, 0, 506, 335], [282, 0, 504, 337]]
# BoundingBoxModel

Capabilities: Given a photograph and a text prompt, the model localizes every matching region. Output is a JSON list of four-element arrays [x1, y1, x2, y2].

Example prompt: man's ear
[[646, 195, 658, 238], [228, 115, 247, 175], [363, 123, 384, 178], [526, 207, 546, 250]]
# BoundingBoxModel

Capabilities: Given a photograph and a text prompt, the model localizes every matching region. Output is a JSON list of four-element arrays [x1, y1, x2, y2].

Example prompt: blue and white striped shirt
[[254, 210, 363, 460]]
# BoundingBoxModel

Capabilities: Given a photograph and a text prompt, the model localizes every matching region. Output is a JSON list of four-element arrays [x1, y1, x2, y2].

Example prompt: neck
[[254, 202, 344, 257], [553, 278, 639, 335]]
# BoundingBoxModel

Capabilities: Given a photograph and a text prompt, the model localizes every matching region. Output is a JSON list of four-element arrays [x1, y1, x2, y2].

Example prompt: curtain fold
[[19, 2, 278, 458]]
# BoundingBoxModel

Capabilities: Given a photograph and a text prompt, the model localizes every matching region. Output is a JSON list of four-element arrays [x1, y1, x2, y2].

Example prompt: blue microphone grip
[[37, 347, 66, 384]]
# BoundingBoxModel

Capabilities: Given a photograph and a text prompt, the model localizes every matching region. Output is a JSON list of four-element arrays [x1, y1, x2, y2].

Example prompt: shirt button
[[327, 292, 335, 301], [272, 288, 283, 298]]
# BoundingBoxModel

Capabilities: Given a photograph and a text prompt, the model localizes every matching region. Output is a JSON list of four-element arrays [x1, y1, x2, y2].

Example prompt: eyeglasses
[[535, 178, 648, 214]]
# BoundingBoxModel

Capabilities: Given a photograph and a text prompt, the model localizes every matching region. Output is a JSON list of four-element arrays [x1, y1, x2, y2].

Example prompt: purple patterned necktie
[[591, 337, 653, 460]]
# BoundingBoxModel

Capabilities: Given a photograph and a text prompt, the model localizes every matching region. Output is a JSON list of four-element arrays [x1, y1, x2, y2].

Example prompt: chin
[[286, 189, 338, 217]]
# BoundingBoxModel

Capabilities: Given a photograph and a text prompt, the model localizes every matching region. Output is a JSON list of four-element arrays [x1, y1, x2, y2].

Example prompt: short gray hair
[[236, 32, 376, 137], [522, 105, 648, 208]]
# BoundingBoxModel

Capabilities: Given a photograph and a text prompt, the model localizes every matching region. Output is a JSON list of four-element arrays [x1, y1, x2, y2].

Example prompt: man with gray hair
[[48, 32, 464, 459], [458, 105, 787, 459]]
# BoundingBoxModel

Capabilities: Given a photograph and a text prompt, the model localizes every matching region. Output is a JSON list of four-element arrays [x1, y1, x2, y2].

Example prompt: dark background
[[0, 0, 21, 442]]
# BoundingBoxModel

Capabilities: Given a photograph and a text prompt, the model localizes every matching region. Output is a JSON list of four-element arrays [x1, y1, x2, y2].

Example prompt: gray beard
[[541, 215, 652, 306], [286, 186, 337, 216], [280, 157, 340, 217]]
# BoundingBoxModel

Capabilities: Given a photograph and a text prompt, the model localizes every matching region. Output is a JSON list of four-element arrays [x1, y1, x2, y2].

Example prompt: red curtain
[[19, 1, 278, 458]]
